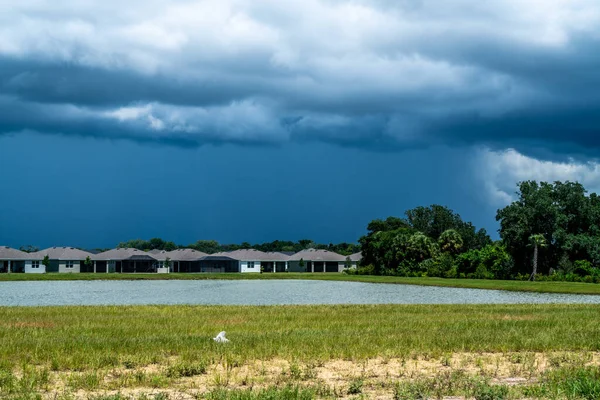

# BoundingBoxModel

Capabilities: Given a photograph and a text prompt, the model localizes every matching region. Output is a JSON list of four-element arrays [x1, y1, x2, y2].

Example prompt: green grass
[[1, 304, 599, 371], [2, 272, 600, 295], [1, 304, 600, 398]]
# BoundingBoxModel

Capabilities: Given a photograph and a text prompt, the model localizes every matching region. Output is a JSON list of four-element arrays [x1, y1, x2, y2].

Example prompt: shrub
[[574, 260, 593, 277], [472, 382, 509, 400], [347, 378, 363, 395]]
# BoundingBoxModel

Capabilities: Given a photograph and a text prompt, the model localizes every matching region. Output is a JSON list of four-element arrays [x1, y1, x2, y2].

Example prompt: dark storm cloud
[[1, 0, 599, 157]]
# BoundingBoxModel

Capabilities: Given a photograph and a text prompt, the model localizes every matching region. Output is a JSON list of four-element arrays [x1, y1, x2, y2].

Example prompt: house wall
[[240, 261, 258, 273], [25, 260, 46, 273], [59, 260, 81, 273]]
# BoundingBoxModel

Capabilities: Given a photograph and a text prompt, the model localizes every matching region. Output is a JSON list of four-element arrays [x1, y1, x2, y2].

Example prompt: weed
[[347, 378, 363, 394], [166, 361, 207, 378]]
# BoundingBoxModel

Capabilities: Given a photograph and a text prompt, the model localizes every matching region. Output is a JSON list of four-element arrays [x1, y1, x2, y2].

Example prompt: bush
[[472, 382, 509, 400], [574, 260, 593, 277]]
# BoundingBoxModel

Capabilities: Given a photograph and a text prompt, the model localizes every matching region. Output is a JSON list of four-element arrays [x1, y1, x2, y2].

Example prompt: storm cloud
[[2, 0, 600, 156]]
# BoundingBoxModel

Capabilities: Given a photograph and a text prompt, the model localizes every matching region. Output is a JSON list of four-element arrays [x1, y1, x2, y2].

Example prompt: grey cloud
[[1, 0, 600, 159]]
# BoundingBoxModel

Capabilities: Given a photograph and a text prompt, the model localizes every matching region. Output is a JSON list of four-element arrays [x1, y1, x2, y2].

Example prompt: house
[[213, 249, 278, 273], [259, 252, 290, 272], [0, 246, 30, 273], [198, 253, 241, 273], [30, 247, 94, 273], [163, 249, 208, 272], [287, 248, 347, 272], [92, 248, 157, 273], [348, 252, 362, 269]]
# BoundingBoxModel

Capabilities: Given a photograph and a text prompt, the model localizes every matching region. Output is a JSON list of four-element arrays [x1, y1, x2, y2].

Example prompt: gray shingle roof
[[288, 248, 346, 262], [211, 249, 266, 261], [215, 249, 290, 262], [0, 246, 30, 260], [164, 248, 208, 261], [91, 248, 157, 261], [33, 247, 94, 260], [349, 252, 362, 262]]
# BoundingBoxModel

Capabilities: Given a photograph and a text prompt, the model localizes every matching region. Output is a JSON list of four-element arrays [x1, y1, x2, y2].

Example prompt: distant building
[[287, 249, 347, 272], [1, 244, 356, 274], [30, 247, 94, 273]]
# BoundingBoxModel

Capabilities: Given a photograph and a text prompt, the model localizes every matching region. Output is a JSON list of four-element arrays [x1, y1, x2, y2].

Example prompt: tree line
[[358, 180, 600, 283], [115, 238, 360, 256]]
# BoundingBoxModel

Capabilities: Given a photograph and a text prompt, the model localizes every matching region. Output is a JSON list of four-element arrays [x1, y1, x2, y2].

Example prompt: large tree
[[496, 181, 598, 274], [405, 205, 491, 251]]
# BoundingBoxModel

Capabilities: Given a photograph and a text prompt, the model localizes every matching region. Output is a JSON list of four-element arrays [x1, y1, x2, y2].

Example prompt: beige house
[[31, 247, 94, 273], [0, 246, 30, 273], [287, 248, 347, 273]]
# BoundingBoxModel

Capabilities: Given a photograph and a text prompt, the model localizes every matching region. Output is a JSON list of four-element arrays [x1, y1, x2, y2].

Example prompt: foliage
[[496, 181, 600, 275], [41, 255, 50, 270], [117, 238, 360, 256], [405, 205, 491, 250], [438, 229, 464, 255], [455, 244, 514, 280], [18, 245, 39, 253]]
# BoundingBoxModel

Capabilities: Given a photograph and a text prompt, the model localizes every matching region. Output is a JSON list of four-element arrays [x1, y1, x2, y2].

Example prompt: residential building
[[30, 247, 94, 273], [287, 248, 347, 272], [0, 246, 29, 273]]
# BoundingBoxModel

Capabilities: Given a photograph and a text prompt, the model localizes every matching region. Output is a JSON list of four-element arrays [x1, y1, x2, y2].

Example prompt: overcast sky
[[1, 0, 600, 248]]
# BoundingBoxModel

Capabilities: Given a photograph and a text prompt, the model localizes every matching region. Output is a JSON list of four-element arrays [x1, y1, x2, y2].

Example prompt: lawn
[[2, 272, 600, 295]]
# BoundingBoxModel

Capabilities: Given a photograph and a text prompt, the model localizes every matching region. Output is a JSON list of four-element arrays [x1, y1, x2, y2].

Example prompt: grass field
[[2, 272, 600, 295], [1, 304, 600, 399]]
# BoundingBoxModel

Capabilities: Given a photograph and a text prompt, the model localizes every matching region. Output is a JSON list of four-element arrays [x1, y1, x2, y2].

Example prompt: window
[[65, 261, 74, 269], [32, 261, 40, 269], [247, 262, 255, 269]]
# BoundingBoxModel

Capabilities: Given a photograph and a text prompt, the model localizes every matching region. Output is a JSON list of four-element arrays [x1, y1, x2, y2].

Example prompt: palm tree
[[528, 234, 547, 281]]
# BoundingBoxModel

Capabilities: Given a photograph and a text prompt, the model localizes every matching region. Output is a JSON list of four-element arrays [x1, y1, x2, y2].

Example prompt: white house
[[31, 247, 94, 273], [212, 249, 267, 273], [287, 248, 347, 272]]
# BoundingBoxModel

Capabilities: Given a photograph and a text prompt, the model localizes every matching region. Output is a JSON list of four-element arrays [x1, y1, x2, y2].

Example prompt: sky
[[1, 0, 600, 249]]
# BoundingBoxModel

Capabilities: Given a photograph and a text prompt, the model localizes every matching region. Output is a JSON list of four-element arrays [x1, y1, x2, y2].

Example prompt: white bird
[[213, 331, 230, 343]]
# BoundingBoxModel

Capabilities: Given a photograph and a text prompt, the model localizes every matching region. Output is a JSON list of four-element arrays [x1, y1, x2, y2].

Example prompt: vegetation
[[114, 238, 360, 256], [358, 181, 600, 284], [1, 304, 600, 398]]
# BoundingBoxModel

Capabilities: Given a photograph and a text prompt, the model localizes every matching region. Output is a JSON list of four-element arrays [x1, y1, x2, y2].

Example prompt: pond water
[[0, 280, 599, 306]]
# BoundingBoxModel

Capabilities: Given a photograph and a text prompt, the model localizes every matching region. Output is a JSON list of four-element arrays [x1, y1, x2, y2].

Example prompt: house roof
[[164, 248, 208, 261], [0, 246, 30, 260], [349, 252, 362, 262], [216, 249, 285, 261], [92, 248, 157, 261], [200, 255, 238, 261], [33, 247, 94, 260], [288, 248, 346, 262], [263, 252, 291, 261]]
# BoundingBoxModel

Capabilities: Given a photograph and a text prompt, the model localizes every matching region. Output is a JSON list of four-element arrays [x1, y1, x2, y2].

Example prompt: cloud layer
[[1, 0, 600, 154], [476, 147, 600, 206]]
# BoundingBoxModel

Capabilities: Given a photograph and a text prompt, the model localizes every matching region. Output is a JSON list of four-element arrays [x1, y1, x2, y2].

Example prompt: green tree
[[84, 256, 93, 272], [438, 229, 464, 255], [345, 256, 352, 269], [405, 205, 490, 251], [496, 180, 595, 274], [528, 234, 547, 281], [42, 255, 50, 272]]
